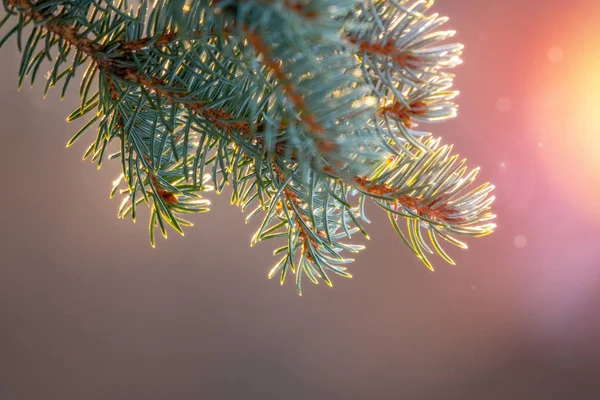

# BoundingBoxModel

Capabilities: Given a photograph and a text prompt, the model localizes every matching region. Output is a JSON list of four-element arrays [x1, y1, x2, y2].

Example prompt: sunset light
[[529, 21, 600, 220]]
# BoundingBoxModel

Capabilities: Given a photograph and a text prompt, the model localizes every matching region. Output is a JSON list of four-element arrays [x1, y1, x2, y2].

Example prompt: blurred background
[[0, 0, 599, 399]]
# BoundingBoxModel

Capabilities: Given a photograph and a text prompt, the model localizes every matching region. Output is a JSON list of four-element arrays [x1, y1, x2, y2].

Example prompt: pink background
[[1, 1, 599, 398]]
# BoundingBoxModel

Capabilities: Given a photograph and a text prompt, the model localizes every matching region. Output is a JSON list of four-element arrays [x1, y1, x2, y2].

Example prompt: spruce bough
[[1, 0, 496, 294]]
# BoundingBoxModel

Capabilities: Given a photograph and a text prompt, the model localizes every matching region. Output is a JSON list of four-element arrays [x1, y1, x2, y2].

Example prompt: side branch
[[6, 0, 117, 68], [244, 29, 325, 135], [346, 36, 422, 69], [353, 173, 465, 224], [6, 0, 482, 230]]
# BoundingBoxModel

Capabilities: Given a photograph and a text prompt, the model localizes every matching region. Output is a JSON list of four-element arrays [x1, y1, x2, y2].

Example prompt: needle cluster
[[1, 0, 496, 294]]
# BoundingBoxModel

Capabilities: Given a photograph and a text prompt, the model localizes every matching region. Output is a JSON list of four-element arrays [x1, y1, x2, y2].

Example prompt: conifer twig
[[1, 0, 496, 294]]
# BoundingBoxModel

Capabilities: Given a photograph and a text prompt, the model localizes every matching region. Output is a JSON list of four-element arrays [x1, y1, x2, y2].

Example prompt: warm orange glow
[[529, 24, 600, 220]]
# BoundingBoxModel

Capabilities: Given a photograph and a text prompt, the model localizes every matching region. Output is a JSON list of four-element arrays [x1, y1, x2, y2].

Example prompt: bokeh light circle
[[495, 97, 512, 112], [547, 47, 564, 63]]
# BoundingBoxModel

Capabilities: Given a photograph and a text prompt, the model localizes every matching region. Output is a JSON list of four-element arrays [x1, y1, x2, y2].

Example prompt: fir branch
[[0, 0, 497, 294]]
